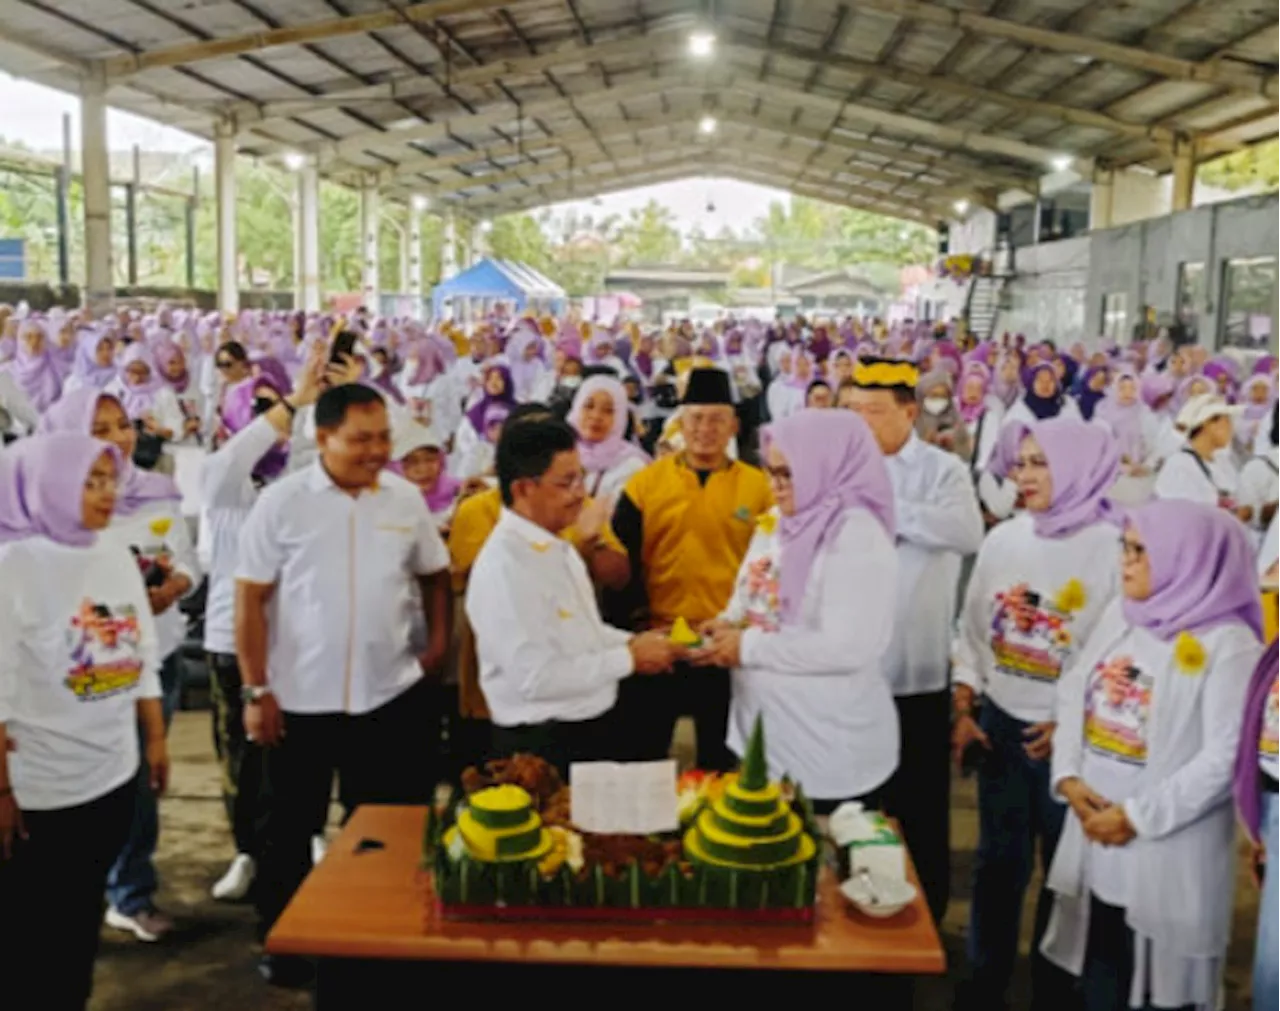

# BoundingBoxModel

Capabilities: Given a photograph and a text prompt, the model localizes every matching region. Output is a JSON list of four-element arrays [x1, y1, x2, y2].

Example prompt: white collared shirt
[[236, 461, 449, 715], [882, 435, 985, 696], [466, 508, 633, 727]]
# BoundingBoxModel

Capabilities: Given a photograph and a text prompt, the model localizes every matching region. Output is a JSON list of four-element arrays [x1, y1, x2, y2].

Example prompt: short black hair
[[506, 401, 553, 430], [891, 386, 917, 408], [497, 417, 578, 506], [218, 340, 248, 363], [315, 382, 385, 430]]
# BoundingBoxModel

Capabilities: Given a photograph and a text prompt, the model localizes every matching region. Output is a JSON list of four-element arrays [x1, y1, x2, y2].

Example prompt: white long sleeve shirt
[[1153, 447, 1234, 508], [1238, 450, 1278, 536], [723, 507, 900, 799], [101, 500, 200, 662], [466, 508, 634, 728], [0, 370, 40, 435], [236, 463, 450, 715], [953, 514, 1120, 723], [883, 435, 985, 696], [200, 416, 279, 655], [0, 537, 161, 810]]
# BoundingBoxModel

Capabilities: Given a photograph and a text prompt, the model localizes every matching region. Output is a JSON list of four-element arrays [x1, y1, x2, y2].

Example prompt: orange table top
[[267, 805, 946, 975]]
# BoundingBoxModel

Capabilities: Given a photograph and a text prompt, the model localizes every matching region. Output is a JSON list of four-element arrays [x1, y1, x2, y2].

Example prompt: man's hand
[[697, 619, 737, 640], [1082, 803, 1136, 846], [1022, 721, 1055, 761], [575, 495, 613, 544], [145, 737, 171, 795], [183, 417, 202, 439], [244, 693, 285, 748], [628, 631, 683, 674], [688, 626, 743, 669], [1060, 777, 1110, 824], [418, 642, 448, 678], [0, 790, 24, 860]]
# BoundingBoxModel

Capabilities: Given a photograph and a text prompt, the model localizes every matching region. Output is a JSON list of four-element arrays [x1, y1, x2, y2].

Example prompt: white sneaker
[[311, 834, 328, 866], [211, 853, 256, 901], [105, 905, 174, 942]]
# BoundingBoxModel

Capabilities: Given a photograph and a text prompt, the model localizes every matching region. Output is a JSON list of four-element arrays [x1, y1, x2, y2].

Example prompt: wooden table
[[268, 806, 946, 1007]]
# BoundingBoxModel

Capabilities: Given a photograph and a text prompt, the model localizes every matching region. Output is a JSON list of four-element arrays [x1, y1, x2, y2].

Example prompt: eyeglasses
[[764, 465, 793, 485], [214, 358, 235, 371], [1119, 538, 1146, 561], [538, 472, 586, 492]]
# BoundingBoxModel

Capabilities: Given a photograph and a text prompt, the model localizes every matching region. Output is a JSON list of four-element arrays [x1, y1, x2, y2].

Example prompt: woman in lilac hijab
[[64, 327, 118, 393], [955, 416, 1123, 1010], [692, 409, 900, 814], [0, 432, 168, 1009], [11, 318, 63, 412], [567, 374, 650, 500], [1044, 500, 1263, 1011]]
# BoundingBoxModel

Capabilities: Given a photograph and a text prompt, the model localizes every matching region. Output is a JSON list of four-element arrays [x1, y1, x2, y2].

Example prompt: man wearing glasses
[[610, 369, 773, 770]]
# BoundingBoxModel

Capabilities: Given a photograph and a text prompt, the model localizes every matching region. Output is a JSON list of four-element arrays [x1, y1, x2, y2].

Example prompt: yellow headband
[[853, 360, 919, 389]]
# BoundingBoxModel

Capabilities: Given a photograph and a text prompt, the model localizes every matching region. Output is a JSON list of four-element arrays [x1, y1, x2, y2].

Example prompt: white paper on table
[[569, 760, 679, 835]]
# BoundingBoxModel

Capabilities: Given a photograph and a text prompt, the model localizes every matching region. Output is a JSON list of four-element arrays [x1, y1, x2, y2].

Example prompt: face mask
[[923, 396, 950, 417], [560, 375, 582, 390], [252, 395, 275, 416]]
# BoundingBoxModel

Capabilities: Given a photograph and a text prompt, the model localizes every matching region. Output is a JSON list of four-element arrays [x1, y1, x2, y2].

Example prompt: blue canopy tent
[[431, 258, 566, 318]]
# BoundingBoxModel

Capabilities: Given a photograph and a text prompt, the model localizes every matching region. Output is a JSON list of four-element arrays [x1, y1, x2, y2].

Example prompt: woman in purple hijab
[[956, 416, 1123, 1009], [12, 318, 63, 412], [1044, 500, 1263, 1011], [66, 327, 118, 393], [220, 375, 291, 483], [691, 408, 899, 813], [0, 431, 169, 1009]]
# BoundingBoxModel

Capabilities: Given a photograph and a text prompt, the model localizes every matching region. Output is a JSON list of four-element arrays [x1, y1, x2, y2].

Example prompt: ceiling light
[[699, 115, 718, 135], [688, 31, 716, 58], [479, 219, 493, 234], [282, 151, 305, 171], [1050, 154, 1073, 172], [411, 194, 429, 211], [953, 199, 970, 215]]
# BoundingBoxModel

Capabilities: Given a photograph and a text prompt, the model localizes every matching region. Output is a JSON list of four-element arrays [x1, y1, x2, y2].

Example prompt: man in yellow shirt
[[611, 369, 773, 770]]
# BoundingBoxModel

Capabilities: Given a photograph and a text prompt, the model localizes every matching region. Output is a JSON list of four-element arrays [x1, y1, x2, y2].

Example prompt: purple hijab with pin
[[70, 327, 117, 390], [220, 375, 291, 482], [36, 388, 180, 515], [116, 342, 166, 419], [992, 416, 1118, 539], [567, 375, 650, 475], [13, 319, 64, 412], [762, 409, 895, 623], [1092, 367, 1145, 460], [0, 433, 123, 546], [465, 363, 517, 436]]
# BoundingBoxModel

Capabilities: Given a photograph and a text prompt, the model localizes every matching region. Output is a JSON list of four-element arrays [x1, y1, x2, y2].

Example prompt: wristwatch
[[240, 685, 274, 704]]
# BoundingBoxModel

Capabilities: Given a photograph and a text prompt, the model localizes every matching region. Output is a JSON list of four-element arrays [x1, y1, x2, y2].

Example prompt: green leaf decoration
[[740, 713, 769, 791]]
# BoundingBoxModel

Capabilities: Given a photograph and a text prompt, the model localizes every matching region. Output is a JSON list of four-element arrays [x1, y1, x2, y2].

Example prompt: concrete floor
[[88, 709, 1263, 1010]]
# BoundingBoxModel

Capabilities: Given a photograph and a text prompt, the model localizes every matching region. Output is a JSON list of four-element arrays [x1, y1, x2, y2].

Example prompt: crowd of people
[[0, 300, 1276, 1011]]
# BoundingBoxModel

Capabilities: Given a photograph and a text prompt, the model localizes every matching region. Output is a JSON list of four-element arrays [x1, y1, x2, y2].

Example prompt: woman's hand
[[145, 737, 170, 795], [1082, 803, 1136, 846], [1021, 721, 1055, 761], [1059, 777, 1110, 823], [688, 627, 742, 669], [951, 713, 990, 768], [697, 619, 737, 640]]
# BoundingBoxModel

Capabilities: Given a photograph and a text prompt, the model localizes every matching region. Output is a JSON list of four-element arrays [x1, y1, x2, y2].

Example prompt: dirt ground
[[87, 709, 1263, 1011]]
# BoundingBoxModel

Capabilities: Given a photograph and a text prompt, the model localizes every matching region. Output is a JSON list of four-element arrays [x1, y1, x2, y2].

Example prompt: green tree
[[1199, 139, 1279, 192], [488, 212, 552, 272], [612, 199, 682, 265]]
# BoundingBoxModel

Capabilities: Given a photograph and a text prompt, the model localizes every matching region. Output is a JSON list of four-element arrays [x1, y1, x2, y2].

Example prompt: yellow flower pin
[[148, 517, 172, 538], [1173, 632, 1207, 676], [1054, 578, 1087, 614], [756, 511, 778, 535]]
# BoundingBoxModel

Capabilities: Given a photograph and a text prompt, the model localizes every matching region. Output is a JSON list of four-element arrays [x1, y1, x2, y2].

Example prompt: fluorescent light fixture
[[688, 31, 716, 58], [699, 115, 718, 135], [1050, 154, 1073, 172], [953, 199, 970, 215], [282, 151, 305, 171], [411, 194, 429, 211]]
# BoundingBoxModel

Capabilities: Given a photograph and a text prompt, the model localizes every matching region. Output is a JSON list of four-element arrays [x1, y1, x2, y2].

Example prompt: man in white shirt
[[466, 417, 681, 776], [236, 381, 451, 986], [846, 355, 984, 922]]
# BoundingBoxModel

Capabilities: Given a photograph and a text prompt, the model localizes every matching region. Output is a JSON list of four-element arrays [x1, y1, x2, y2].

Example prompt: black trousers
[[614, 665, 734, 772], [1082, 896, 1192, 1011], [491, 710, 618, 781], [0, 778, 134, 1010], [255, 679, 438, 938], [207, 652, 269, 857], [880, 688, 951, 924]]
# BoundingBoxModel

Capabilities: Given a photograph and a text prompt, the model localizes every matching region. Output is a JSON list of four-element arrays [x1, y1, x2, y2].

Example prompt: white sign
[[569, 760, 679, 835]]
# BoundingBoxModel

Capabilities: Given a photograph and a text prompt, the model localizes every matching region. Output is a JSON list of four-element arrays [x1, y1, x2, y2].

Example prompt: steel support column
[[81, 79, 113, 315], [214, 121, 239, 313]]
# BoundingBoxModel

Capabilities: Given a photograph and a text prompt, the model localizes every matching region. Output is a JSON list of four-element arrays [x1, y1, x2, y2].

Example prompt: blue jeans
[[1258, 790, 1279, 1011], [105, 653, 184, 915], [964, 699, 1073, 1010]]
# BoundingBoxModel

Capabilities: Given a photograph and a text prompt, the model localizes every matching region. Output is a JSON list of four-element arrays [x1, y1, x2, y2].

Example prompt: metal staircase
[[965, 274, 1005, 342]]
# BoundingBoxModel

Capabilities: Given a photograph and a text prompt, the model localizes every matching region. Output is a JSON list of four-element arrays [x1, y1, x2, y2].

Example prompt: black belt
[[1263, 772, 1278, 795]]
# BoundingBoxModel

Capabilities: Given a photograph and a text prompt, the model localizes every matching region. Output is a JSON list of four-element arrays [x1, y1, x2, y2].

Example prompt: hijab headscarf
[[1074, 365, 1110, 421], [13, 320, 63, 412], [1139, 370, 1177, 414], [993, 350, 1023, 408], [1123, 499, 1264, 642], [993, 417, 1118, 539], [1092, 367, 1145, 462], [506, 323, 549, 401], [36, 388, 181, 515], [391, 423, 461, 514], [70, 328, 117, 390], [957, 362, 992, 425], [915, 368, 963, 442], [151, 340, 190, 394], [567, 375, 650, 475], [1235, 642, 1278, 842], [116, 342, 166, 419], [220, 376, 291, 483], [0, 433, 122, 546], [763, 409, 895, 622], [1022, 362, 1066, 420], [465, 364, 517, 435]]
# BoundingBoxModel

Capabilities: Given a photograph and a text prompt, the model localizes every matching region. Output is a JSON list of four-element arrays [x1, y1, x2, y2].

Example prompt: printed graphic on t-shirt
[[1085, 654, 1153, 765], [1260, 675, 1279, 773], [990, 583, 1075, 682], [65, 598, 144, 701], [738, 551, 781, 633]]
